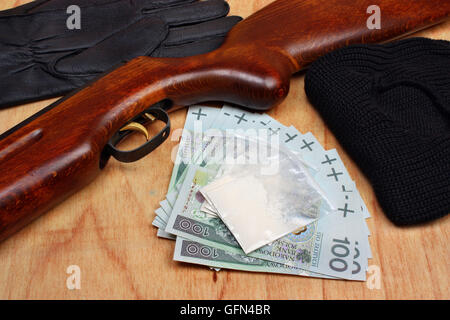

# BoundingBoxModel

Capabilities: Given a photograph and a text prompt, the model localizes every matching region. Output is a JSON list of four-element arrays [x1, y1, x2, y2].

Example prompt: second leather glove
[[0, 0, 242, 108]]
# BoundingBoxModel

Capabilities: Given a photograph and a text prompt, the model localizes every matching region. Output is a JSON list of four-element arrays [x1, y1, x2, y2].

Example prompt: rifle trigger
[[120, 122, 149, 141], [101, 106, 170, 166]]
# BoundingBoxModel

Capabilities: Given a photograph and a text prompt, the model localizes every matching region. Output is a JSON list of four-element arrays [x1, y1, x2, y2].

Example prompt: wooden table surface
[[0, 0, 449, 300]]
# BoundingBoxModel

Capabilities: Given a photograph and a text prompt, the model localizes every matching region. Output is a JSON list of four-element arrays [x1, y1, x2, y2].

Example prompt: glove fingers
[[164, 16, 242, 46], [140, 0, 197, 10], [4, 0, 230, 51], [30, 2, 152, 52], [20, 0, 204, 52], [53, 16, 167, 75], [153, 36, 227, 58], [54, 13, 240, 72], [0, 0, 191, 15], [144, 0, 231, 26], [0, 0, 119, 16]]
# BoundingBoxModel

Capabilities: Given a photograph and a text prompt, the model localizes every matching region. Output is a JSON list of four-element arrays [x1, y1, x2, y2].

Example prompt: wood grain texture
[[2, 0, 448, 244], [0, 0, 449, 300]]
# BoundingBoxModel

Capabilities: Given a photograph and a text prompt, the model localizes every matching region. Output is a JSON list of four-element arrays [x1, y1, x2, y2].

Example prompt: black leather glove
[[0, 0, 242, 108]]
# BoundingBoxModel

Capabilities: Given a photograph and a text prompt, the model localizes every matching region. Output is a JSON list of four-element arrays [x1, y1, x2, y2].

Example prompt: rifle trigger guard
[[103, 107, 170, 164]]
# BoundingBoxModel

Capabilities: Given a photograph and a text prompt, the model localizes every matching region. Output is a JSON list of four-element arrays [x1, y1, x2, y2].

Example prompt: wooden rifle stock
[[0, 0, 449, 242]]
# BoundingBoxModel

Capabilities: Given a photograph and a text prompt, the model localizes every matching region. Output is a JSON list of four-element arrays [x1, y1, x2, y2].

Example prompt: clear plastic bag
[[199, 132, 335, 254]]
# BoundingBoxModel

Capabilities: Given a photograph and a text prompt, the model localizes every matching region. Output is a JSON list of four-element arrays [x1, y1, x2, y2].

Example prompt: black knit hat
[[305, 37, 450, 225]]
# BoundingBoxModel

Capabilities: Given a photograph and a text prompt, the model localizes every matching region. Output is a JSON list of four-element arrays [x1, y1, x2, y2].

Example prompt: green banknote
[[174, 237, 335, 279], [153, 105, 220, 231], [167, 105, 221, 195]]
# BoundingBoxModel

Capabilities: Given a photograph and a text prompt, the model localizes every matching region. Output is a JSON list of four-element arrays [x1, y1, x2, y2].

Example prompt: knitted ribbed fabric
[[305, 38, 450, 225]]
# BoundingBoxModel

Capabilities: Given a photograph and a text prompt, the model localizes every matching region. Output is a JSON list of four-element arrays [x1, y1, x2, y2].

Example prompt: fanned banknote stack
[[152, 105, 372, 281]]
